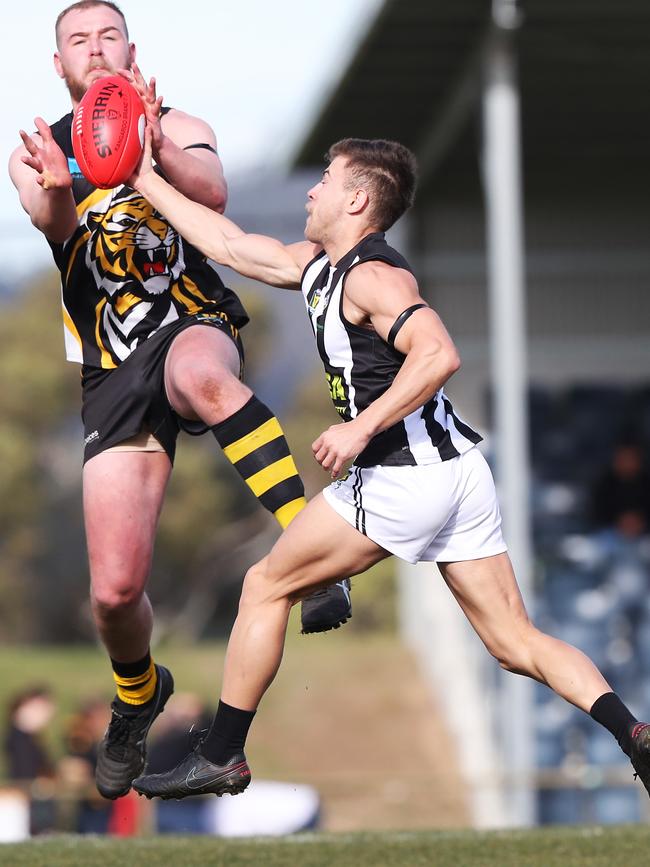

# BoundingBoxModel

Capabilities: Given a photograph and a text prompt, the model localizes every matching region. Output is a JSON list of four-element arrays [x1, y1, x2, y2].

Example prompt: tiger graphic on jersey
[[87, 192, 183, 300], [47, 110, 249, 371], [79, 187, 207, 366]]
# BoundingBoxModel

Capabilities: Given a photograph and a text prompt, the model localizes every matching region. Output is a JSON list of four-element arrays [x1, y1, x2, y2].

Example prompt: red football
[[72, 75, 145, 189]]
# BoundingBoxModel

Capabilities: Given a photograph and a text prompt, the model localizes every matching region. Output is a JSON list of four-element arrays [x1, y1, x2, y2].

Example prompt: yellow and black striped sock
[[212, 396, 307, 529], [111, 653, 157, 712]]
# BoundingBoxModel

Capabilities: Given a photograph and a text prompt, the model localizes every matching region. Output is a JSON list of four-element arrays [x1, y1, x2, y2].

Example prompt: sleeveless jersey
[[300, 232, 482, 467], [48, 111, 248, 369]]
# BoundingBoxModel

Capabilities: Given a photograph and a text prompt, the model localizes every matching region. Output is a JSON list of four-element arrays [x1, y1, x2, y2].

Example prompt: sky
[[0, 0, 382, 280]]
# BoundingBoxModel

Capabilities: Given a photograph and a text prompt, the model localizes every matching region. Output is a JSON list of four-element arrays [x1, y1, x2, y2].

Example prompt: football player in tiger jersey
[[8, 0, 351, 802]]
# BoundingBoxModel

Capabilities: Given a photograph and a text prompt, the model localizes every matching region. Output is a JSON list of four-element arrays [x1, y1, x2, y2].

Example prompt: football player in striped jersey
[[128, 129, 650, 803]]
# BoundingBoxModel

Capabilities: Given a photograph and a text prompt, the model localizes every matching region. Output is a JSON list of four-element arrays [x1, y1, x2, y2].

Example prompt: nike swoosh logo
[[336, 581, 351, 604], [184, 762, 247, 790]]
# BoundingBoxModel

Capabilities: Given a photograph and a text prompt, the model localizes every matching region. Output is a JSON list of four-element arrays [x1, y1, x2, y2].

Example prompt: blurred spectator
[[4, 686, 55, 782], [590, 441, 650, 539], [3, 685, 56, 834], [58, 698, 113, 833]]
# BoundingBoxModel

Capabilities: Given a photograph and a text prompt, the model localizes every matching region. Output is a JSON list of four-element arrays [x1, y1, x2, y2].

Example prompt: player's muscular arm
[[156, 110, 228, 212], [134, 151, 315, 287], [348, 262, 461, 431], [121, 64, 227, 212], [313, 261, 461, 478], [9, 120, 78, 243]]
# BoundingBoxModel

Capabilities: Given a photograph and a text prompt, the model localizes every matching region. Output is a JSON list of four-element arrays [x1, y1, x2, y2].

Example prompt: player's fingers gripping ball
[[72, 75, 145, 189]]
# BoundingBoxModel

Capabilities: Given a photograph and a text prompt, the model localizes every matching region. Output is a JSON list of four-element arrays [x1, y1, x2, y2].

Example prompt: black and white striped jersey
[[300, 232, 482, 467]]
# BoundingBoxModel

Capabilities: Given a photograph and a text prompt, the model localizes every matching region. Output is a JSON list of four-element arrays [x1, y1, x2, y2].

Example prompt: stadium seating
[[529, 385, 650, 823]]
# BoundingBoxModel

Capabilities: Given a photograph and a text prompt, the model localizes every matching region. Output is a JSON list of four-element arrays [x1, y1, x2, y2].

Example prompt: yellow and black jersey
[[48, 111, 248, 369]]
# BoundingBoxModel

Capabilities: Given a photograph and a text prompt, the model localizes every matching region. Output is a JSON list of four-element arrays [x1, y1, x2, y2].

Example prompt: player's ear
[[53, 51, 65, 80], [349, 188, 369, 216], [129, 43, 137, 66]]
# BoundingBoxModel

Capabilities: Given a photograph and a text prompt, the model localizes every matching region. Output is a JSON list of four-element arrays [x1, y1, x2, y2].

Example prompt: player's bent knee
[[496, 652, 531, 675], [239, 560, 294, 608], [171, 358, 237, 406], [489, 628, 539, 676], [91, 583, 145, 617]]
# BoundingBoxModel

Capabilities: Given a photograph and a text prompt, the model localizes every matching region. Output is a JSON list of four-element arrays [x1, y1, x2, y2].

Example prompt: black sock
[[590, 691, 638, 756], [212, 396, 306, 529], [200, 700, 256, 765]]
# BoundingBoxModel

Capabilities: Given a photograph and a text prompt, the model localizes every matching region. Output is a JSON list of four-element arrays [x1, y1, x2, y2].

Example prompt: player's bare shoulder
[[345, 259, 421, 313], [159, 107, 217, 149], [287, 241, 323, 281]]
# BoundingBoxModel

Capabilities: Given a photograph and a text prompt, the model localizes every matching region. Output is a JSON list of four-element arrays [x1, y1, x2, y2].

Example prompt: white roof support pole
[[481, 1, 536, 826]]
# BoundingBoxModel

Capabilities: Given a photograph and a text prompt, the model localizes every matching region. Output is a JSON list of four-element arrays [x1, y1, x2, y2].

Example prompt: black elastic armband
[[183, 143, 218, 155], [387, 303, 427, 347]]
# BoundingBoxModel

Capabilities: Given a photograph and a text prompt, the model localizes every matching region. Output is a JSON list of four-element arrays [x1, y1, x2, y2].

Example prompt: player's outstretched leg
[[96, 664, 174, 799], [440, 555, 650, 800], [133, 496, 384, 801]]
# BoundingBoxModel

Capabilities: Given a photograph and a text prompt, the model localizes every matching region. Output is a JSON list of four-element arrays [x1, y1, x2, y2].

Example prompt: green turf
[[3, 827, 650, 867]]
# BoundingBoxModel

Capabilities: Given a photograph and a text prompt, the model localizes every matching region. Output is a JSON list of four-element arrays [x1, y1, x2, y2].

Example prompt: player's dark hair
[[56, 1, 128, 46], [326, 138, 418, 231]]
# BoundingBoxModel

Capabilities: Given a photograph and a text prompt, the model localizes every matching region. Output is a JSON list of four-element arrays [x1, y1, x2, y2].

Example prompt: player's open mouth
[[140, 248, 169, 278]]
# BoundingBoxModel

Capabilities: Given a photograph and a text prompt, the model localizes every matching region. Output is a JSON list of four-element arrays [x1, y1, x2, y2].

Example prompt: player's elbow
[[445, 347, 462, 377], [209, 180, 228, 214], [211, 194, 227, 215], [430, 342, 461, 381], [33, 215, 76, 245]]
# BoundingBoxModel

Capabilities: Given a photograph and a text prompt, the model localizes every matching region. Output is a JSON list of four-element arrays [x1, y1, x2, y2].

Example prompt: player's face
[[54, 6, 134, 104], [304, 157, 351, 243]]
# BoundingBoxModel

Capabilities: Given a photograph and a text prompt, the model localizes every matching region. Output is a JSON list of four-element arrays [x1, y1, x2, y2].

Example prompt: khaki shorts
[[105, 429, 165, 453]]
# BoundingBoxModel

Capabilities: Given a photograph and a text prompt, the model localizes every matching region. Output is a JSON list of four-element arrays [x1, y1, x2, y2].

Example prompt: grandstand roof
[[293, 0, 650, 197]]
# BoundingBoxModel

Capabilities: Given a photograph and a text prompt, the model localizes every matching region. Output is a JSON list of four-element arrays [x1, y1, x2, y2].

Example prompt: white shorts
[[322, 446, 507, 564]]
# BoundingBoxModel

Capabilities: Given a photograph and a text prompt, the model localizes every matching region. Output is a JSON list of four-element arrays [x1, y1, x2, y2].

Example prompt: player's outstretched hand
[[118, 62, 163, 152], [19, 118, 72, 191]]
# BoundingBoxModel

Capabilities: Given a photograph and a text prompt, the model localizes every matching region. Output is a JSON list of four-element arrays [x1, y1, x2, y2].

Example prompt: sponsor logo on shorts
[[192, 312, 238, 341], [194, 313, 225, 325], [84, 430, 100, 446]]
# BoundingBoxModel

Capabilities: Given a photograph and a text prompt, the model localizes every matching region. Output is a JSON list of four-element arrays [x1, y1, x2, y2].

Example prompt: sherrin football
[[72, 74, 145, 189]]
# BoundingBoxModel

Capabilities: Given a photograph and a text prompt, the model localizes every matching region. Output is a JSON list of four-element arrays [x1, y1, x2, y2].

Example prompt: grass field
[[3, 826, 650, 867]]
